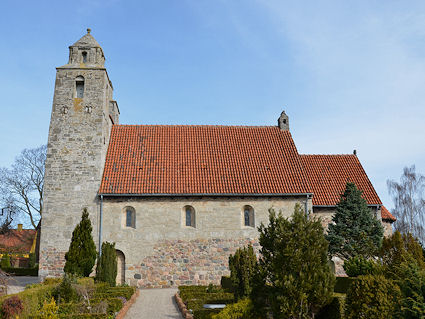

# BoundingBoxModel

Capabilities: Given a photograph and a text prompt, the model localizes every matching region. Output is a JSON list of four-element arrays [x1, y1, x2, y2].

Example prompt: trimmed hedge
[[193, 308, 221, 319], [94, 286, 135, 300], [58, 298, 123, 315], [0, 282, 57, 318], [334, 277, 354, 294], [31, 314, 108, 319], [316, 293, 345, 319], [220, 276, 233, 292], [2, 267, 38, 276]]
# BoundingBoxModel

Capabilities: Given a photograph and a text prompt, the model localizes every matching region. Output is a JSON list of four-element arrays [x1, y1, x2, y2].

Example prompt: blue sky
[[0, 0, 424, 211]]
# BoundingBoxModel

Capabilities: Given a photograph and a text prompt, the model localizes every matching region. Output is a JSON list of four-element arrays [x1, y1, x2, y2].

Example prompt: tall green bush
[[326, 182, 384, 260], [345, 275, 401, 319], [229, 245, 258, 300], [1, 254, 11, 269], [380, 231, 425, 279], [343, 256, 382, 277], [253, 204, 335, 319], [28, 252, 36, 268], [95, 241, 117, 287], [212, 298, 254, 319], [64, 208, 97, 277]]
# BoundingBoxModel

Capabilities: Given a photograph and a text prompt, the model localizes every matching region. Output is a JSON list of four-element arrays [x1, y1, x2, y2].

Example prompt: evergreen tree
[[64, 208, 97, 277], [95, 241, 117, 287], [1, 253, 11, 269], [253, 204, 335, 319], [326, 182, 384, 259], [229, 245, 258, 300]]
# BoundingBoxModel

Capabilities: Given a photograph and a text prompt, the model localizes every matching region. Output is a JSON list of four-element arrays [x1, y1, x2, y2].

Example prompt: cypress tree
[[64, 208, 97, 277], [229, 245, 258, 300], [326, 182, 384, 260], [95, 241, 117, 287]]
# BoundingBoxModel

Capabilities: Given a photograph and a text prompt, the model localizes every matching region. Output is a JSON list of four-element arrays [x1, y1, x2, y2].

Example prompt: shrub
[[1, 253, 11, 269], [396, 261, 425, 318], [316, 294, 345, 319], [334, 277, 355, 294], [212, 298, 254, 319], [37, 297, 59, 319], [52, 274, 78, 303], [345, 275, 401, 319], [193, 308, 221, 319], [253, 204, 335, 318], [326, 182, 384, 259], [229, 245, 258, 300], [380, 231, 425, 279], [95, 242, 117, 287], [221, 276, 233, 292], [343, 256, 382, 277], [64, 208, 97, 277], [1, 295, 24, 319], [2, 266, 38, 276]]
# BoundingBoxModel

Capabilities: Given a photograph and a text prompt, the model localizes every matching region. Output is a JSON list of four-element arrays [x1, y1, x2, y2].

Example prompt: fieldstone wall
[[131, 238, 260, 288]]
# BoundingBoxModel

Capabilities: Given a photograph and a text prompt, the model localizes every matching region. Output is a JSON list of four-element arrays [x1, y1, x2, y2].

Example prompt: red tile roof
[[99, 125, 312, 195], [381, 206, 396, 222], [300, 154, 382, 206], [0, 229, 36, 254]]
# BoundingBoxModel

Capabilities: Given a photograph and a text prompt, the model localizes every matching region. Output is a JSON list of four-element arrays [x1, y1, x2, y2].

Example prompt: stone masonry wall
[[39, 63, 118, 278], [101, 196, 312, 287]]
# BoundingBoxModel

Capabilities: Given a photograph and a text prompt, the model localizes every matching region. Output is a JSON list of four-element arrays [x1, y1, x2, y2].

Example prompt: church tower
[[39, 29, 119, 278]]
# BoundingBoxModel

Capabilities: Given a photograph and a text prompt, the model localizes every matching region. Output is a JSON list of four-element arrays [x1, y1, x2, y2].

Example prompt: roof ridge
[[300, 154, 357, 157], [113, 124, 281, 128]]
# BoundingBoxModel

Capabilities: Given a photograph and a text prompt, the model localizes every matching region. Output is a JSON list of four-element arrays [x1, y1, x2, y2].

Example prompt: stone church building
[[39, 30, 395, 287]]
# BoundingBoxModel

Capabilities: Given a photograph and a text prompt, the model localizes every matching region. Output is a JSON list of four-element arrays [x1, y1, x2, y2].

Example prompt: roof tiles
[[300, 154, 382, 206], [99, 125, 312, 195], [381, 206, 396, 222]]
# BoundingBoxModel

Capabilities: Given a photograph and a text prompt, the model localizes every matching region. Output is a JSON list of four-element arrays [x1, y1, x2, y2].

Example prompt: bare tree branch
[[0, 145, 46, 229], [387, 165, 425, 243]]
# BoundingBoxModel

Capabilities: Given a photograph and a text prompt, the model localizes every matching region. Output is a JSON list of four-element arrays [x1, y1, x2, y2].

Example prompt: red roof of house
[[0, 229, 36, 254], [381, 206, 396, 222], [300, 154, 382, 206], [99, 125, 312, 195]]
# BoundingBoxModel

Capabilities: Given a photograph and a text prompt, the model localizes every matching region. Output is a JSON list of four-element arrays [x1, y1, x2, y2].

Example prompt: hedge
[[220, 276, 233, 292], [94, 286, 135, 300], [0, 282, 57, 318], [31, 314, 108, 319], [58, 298, 123, 315], [316, 293, 345, 319], [334, 277, 354, 294], [193, 308, 221, 319], [2, 267, 38, 276]]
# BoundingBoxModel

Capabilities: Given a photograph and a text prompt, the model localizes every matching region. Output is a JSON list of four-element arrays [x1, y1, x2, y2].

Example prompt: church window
[[243, 206, 255, 227], [184, 206, 195, 228], [124, 207, 136, 228], [82, 51, 87, 63], [76, 76, 85, 98]]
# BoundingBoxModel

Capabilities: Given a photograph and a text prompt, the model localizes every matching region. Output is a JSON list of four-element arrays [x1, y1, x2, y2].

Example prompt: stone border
[[175, 292, 194, 319], [115, 288, 140, 319]]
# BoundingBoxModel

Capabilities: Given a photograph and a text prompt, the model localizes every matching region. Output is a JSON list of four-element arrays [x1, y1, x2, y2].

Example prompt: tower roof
[[70, 28, 102, 49]]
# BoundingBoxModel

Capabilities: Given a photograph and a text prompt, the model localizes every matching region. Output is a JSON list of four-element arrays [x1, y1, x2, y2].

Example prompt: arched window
[[183, 206, 196, 228], [124, 207, 136, 228], [82, 51, 88, 63], [243, 205, 255, 227], [76, 76, 84, 98]]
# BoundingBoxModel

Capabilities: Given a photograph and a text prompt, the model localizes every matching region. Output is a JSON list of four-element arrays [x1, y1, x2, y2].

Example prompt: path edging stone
[[116, 288, 140, 319], [174, 292, 193, 319]]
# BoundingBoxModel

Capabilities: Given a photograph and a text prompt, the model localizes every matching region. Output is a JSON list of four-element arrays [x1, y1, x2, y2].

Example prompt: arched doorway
[[116, 250, 125, 285]]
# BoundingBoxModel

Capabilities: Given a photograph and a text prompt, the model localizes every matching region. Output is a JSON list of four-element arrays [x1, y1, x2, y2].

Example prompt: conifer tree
[[326, 182, 384, 260], [229, 245, 258, 300], [64, 208, 97, 277], [253, 204, 335, 318], [95, 241, 117, 287]]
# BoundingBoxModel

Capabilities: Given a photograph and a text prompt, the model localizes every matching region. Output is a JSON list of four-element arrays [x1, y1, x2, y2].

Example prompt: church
[[39, 30, 395, 287]]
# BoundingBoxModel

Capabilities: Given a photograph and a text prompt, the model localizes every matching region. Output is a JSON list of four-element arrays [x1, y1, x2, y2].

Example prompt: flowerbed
[[0, 277, 136, 319]]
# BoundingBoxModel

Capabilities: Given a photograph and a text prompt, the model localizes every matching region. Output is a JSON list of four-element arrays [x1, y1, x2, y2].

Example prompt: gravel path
[[125, 288, 182, 319], [7, 276, 41, 294]]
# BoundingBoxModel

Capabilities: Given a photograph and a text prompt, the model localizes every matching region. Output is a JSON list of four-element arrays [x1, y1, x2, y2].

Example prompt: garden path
[[7, 276, 41, 294], [125, 288, 182, 319]]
